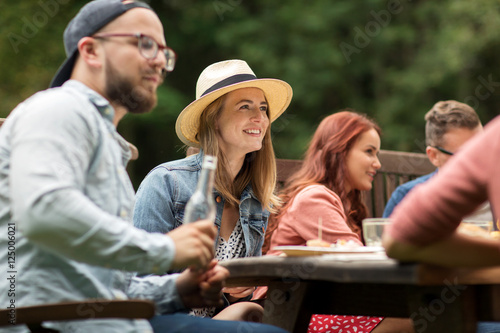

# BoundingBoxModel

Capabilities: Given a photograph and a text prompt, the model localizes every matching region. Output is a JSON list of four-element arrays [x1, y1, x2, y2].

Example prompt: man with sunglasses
[[0, 1, 287, 333], [383, 100, 492, 221]]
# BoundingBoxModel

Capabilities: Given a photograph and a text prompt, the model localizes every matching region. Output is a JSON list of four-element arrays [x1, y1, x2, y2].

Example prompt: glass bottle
[[183, 155, 217, 224]]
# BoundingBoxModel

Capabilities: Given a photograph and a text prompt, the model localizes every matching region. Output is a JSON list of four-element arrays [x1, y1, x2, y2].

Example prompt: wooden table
[[220, 254, 500, 333]]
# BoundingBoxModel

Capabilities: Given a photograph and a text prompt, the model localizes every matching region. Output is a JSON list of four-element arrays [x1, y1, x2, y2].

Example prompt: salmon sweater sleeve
[[267, 184, 363, 255], [387, 116, 500, 246]]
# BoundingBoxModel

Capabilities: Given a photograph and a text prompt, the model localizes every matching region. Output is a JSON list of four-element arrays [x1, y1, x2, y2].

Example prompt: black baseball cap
[[50, 0, 153, 88]]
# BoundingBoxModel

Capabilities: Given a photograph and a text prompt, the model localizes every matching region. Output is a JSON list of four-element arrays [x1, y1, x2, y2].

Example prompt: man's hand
[[168, 220, 217, 270], [176, 259, 229, 309]]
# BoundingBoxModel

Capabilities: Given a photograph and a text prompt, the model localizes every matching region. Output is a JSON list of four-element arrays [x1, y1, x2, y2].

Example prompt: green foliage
[[1, 0, 500, 188]]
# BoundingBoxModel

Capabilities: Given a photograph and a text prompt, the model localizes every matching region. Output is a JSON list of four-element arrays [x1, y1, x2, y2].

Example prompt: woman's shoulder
[[286, 184, 342, 212], [152, 153, 202, 173], [295, 184, 341, 201], [139, 154, 202, 188]]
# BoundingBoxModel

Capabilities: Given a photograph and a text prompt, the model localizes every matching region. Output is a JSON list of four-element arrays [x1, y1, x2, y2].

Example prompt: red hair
[[263, 111, 381, 252]]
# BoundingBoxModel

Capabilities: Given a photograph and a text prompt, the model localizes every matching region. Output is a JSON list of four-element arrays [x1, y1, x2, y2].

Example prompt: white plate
[[272, 245, 385, 257]]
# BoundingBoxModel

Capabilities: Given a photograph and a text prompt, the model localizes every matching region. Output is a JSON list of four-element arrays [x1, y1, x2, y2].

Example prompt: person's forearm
[[384, 232, 500, 267], [16, 187, 174, 273], [130, 273, 185, 314], [10, 124, 175, 273]]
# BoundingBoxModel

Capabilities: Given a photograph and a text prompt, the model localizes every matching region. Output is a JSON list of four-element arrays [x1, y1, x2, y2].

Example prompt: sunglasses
[[431, 145, 454, 156]]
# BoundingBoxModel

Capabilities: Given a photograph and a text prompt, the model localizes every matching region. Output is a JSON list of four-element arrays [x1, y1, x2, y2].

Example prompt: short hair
[[425, 100, 481, 146]]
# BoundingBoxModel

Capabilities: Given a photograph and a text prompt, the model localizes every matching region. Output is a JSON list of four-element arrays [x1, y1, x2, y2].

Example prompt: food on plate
[[305, 238, 363, 249], [458, 222, 492, 239], [335, 239, 360, 249], [306, 239, 332, 247], [489, 231, 500, 240]]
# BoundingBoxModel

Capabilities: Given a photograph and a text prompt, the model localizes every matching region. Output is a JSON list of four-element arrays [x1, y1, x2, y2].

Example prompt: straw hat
[[175, 59, 293, 147]]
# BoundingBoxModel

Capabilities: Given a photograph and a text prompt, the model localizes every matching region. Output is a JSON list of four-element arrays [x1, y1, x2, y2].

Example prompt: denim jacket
[[134, 152, 270, 257]]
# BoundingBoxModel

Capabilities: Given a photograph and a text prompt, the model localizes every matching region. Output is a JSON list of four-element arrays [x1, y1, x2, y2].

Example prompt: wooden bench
[[276, 149, 435, 218]]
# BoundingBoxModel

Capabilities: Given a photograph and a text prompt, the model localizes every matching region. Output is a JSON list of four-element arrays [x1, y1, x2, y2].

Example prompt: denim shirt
[[382, 171, 436, 218], [134, 152, 270, 257], [0, 81, 184, 333]]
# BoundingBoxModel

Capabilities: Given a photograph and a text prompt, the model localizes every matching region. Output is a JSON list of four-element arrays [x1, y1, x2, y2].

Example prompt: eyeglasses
[[93, 33, 176, 73], [431, 145, 454, 156]]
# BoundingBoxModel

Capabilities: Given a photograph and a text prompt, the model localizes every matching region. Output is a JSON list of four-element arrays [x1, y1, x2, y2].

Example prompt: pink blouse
[[268, 184, 363, 255]]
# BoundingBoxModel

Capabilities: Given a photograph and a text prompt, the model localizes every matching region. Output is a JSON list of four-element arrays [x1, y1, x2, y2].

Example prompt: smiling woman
[[267, 111, 382, 253], [133, 59, 293, 322], [215, 87, 269, 162], [263, 111, 415, 333]]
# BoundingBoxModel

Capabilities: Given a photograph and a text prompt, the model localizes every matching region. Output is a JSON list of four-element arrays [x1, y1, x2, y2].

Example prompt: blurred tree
[[1, 0, 499, 188]]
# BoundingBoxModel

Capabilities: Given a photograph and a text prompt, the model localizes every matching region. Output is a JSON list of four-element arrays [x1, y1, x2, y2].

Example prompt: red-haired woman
[[265, 111, 414, 333]]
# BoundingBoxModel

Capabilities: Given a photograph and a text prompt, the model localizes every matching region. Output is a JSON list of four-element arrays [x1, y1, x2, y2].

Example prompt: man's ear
[[426, 146, 440, 168], [77, 37, 103, 69]]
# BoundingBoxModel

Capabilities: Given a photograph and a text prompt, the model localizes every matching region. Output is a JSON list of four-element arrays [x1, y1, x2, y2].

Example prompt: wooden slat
[[362, 191, 373, 218], [0, 299, 155, 327], [377, 150, 435, 175], [222, 256, 500, 287], [385, 174, 397, 201], [275, 158, 302, 186], [372, 173, 386, 217], [220, 256, 418, 285]]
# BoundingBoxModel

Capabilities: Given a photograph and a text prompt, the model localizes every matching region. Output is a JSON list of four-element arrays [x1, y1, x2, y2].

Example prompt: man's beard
[[104, 60, 158, 114]]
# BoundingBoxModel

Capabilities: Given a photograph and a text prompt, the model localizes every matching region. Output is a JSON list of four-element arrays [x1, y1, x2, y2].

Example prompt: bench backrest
[[276, 150, 435, 218], [186, 147, 435, 217]]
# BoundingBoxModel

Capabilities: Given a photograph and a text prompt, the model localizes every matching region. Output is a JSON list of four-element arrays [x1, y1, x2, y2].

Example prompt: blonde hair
[[197, 94, 280, 213]]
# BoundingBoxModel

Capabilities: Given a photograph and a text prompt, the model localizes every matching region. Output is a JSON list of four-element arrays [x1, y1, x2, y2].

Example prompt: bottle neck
[[197, 166, 215, 197]]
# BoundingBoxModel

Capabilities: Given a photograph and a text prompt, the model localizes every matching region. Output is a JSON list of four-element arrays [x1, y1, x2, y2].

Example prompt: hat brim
[[176, 78, 292, 147], [50, 51, 78, 88]]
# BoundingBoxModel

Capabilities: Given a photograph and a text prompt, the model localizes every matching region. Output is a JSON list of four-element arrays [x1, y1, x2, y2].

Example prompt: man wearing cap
[[0, 1, 287, 332]]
